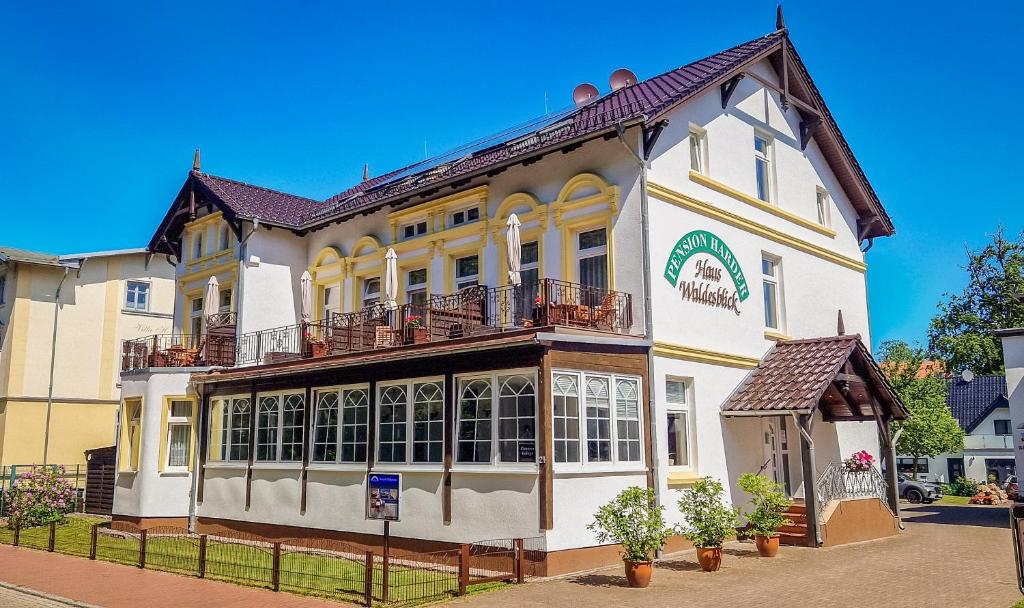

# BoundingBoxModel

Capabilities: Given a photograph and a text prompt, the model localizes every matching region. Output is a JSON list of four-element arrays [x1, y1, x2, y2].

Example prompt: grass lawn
[[0, 515, 507, 604], [936, 495, 972, 505]]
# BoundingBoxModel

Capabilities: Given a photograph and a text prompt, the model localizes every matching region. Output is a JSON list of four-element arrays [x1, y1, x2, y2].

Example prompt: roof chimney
[[192, 148, 201, 172], [362, 163, 370, 181]]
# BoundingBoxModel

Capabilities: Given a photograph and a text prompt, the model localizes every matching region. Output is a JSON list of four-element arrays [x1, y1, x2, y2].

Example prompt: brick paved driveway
[[455, 503, 1021, 608], [0, 584, 93, 608]]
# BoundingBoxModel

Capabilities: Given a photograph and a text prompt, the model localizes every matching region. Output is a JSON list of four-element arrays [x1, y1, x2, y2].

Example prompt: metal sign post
[[367, 473, 401, 603]]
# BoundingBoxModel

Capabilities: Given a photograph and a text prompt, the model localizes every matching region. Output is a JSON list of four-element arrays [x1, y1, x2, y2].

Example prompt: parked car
[[1003, 474, 1018, 501], [898, 474, 943, 503]]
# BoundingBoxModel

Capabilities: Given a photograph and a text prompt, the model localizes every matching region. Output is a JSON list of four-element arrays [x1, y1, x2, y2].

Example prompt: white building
[[997, 329, 1024, 487], [114, 22, 908, 574]]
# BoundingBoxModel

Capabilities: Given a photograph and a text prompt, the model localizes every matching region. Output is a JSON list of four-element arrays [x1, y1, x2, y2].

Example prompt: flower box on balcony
[[405, 327, 429, 344], [310, 342, 329, 358]]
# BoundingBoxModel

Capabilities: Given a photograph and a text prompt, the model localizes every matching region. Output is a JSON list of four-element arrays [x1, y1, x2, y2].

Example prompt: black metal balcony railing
[[121, 279, 633, 371]]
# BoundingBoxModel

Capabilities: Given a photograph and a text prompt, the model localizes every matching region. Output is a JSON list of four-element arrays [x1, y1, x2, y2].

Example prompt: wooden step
[[786, 513, 807, 525], [786, 504, 807, 515], [778, 531, 811, 547], [778, 523, 807, 535]]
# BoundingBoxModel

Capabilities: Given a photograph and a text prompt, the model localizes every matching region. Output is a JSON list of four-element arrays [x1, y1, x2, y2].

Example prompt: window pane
[[170, 401, 192, 418], [521, 241, 539, 265], [313, 391, 339, 462], [579, 255, 608, 291], [615, 378, 641, 463], [412, 382, 444, 463], [553, 374, 580, 463], [281, 394, 304, 461], [457, 378, 492, 463], [498, 375, 535, 463], [168, 424, 191, 468], [756, 158, 770, 201], [456, 256, 479, 278], [578, 228, 607, 250], [689, 133, 702, 173], [257, 396, 279, 461], [763, 281, 778, 329], [378, 386, 408, 463], [666, 380, 687, 405], [585, 376, 612, 463], [229, 398, 250, 461], [667, 412, 689, 467], [408, 268, 427, 286]]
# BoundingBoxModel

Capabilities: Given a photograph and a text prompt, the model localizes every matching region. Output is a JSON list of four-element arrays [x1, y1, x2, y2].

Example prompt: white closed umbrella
[[203, 276, 220, 319], [300, 270, 313, 323], [384, 248, 399, 310], [506, 214, 522, 286]]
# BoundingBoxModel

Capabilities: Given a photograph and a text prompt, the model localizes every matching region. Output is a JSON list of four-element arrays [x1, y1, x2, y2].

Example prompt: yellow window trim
[[688, 171, 837, 238], [560, 213, 615, 290], [497, 227, 544, 289], [444, 243, 485, 294], [350, 264, 384, 312], [667, 472, 703, 487], [648, 182, 867, 273], [158, 395, 198, 473], [119, 397, 143, 473], [351, 235, 384, 259], [550, 173, 620, 227], [396, 254, 432, 305], [184, 210, 225, 232], [652, 341, 760, 369], [387, 185, 489, 224], [178, 260, 237, 285]]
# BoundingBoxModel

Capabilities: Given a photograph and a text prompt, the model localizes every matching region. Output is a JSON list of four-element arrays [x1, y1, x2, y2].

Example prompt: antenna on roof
[[362, 163, 370, 182], [192, 148, 201, 172], [775, 4, 786, 31], [837, 309, 845, 336]]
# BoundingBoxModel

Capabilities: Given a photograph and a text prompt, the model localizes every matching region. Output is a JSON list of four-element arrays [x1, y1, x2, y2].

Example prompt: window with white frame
[[815, 188, 830, 227], [577, 228, 608, 291], [551, 370, 644, 467], [402, 220, 428, 240], [407, 268, 428, 306], [362, 277, 381, 308], [552, 373, 581, 463], [312, 386, 369, 463], [689, 126, 707, 174], [450, 206, 480, 227], [219, 225, 231, 251], [520, 241, 539, 288], [762, 255, 782, 330], [219, 289, 232, 312], [192, 231, 204, 260], [210, 396, 251, 461], [322, 285, 340, 321], [255, 393, 304, 462], [375, 379, 444, 464], [125, 281, 150, 312], [665, 379, 693, 469], [995, 420, 1012, 436], [166, 400, 193, 470], [124, 399, 142, 471], [190, 297, 204, 337], [754, 132, 773, 202], [456, 371, 537, 465], [455, 255, 479, 291]]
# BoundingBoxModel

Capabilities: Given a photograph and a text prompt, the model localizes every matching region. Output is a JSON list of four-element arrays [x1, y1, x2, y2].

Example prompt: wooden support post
[[515, 538, 525, 584], [797, 414, 820, 547], [139, 530, 147, 568], [89, 524, 98, 559], [198, 535, 208, 578], [48, 521, 56, 552], [458, 543, 470, 596], [363, 551, 373, 607], [272, 542, 281, 591]]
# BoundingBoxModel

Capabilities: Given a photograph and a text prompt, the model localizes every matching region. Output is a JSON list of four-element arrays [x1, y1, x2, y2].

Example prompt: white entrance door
[[762, 416, 794, 497]]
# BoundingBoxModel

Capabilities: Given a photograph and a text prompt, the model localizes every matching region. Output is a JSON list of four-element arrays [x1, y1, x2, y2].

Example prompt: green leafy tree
[[588, 487, 670, 563], [737, 473, 792, 538], [676, 477, 739, 549], [928, 228, 1024, 374], [879, 340, 964, 475]]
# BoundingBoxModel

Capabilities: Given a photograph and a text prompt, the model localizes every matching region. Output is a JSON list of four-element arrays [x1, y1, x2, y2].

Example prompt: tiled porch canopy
[[721, 335, 909, 422]]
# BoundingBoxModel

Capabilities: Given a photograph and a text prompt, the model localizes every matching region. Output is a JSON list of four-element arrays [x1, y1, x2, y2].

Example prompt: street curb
[[0, 581, 103, 608]]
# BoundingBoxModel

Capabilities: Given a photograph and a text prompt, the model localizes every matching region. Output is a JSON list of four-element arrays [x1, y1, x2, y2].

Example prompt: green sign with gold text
[[663, 230, 749, 301]]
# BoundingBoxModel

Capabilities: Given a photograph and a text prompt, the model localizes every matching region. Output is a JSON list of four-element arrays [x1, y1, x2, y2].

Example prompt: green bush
[[676, 477, 739, 549], [4, 466, 76, 528], [947, 476, 982, 497], [737, 473, 792, 538], [588, 486, 670, 563]]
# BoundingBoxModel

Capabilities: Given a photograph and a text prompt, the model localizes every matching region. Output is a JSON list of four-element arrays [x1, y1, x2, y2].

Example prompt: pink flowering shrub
[[843, 450, 875, 473], [4, 466, 76, 528]]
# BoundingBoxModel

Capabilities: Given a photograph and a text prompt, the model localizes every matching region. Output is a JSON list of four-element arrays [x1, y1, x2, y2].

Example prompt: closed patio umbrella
[[300, 270, 313, 323], [506, 213, 522, 287], [200, 276, 219, 358], [384, 248, 399, 310]]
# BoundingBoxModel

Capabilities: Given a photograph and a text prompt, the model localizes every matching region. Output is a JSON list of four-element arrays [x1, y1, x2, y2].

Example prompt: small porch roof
[[721, 335, 908, 422]]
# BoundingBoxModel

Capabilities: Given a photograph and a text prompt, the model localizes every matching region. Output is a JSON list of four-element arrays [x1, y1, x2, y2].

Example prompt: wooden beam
[[800, 117, 822, 150], [742, 71, 820, 117], [720, 74, 744, 109]]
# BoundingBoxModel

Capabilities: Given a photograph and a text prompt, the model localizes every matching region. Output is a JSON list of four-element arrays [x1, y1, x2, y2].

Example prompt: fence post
[[89, 524, 98, 559], [198, 535, 207, 578], [48, 521, 56, 552], [458, 544, 470, 596], [363, 551, 373, 607], [515, 538, 524, 584], [271, 542, 281, 592], [139, 530, 147, 569], [12, 521, 19, 547]]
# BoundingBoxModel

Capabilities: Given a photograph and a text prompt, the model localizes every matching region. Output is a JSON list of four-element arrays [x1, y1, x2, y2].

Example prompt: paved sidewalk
[[0, 584, 94, 608], [0, 545, 338, 608]]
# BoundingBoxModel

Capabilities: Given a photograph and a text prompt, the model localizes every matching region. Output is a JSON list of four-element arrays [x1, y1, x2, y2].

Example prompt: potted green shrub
[[588, 486, 670, 588], [676, 477, 739, 572], [738, 473, 792, 557]]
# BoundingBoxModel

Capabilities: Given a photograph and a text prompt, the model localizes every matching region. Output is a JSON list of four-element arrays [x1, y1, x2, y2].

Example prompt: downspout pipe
[[187, 380, 203, 533], [616, 118, 665, 554], [43, 258, 84, 464]]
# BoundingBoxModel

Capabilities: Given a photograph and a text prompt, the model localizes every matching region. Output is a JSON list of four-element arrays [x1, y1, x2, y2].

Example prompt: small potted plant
[[588, 487, 670, 588], [676, 477, 739, 572], [738, 473, 792, 557], [405, 315, 428, 344], [304, 329, 329, 357]]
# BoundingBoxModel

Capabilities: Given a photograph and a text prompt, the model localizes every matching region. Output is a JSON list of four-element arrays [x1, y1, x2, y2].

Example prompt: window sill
[[204, 462, 248, 470], [552, 465, 648, 476], [450, 464, 538, 475], [764, 330, 791, 341], [121, 309, 173, 319], [667, 471, 702, 487], [250, 462, 303, 471], [372, 465, 445, 474], [159, 469, 191, 477], [117, 469, 138, 476], [306, 463, 369, 472]]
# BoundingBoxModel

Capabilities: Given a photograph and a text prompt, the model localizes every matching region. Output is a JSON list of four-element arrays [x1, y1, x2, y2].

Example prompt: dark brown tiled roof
[[722, 335, 906, 419], [193, 173, 323, 228]]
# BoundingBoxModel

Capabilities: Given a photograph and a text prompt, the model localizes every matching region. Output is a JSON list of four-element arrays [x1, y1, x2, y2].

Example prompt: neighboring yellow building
[[0, 247, 175, 467]]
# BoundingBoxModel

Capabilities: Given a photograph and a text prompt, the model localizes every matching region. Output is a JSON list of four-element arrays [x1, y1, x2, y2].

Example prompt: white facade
[[999, 330, 1024, 483]]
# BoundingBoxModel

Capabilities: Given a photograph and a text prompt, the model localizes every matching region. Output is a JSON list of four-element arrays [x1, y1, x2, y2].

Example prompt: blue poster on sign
[[367, 473, 401, 521]]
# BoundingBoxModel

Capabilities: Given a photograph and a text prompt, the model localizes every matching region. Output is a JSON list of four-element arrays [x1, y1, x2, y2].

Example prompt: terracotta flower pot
[[696, 547, 722, 572], [754, 534, 779, 557], [623, 560, 653, 588]]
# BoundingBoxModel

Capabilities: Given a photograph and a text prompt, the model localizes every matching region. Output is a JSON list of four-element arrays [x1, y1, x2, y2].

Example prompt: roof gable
[[947, 375, 1009, 433]]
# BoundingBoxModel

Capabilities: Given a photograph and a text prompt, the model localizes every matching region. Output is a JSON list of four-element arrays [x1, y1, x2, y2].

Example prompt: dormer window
[[450, 207, 480, 228], [402, 220, 428, 240]]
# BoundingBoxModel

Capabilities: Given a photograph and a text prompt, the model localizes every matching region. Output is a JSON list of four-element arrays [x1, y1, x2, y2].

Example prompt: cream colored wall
[[0, 252, 174, 465]]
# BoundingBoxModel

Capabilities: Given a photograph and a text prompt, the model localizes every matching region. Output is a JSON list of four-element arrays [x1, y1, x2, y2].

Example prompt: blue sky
[[0, 1, 1020, 348]]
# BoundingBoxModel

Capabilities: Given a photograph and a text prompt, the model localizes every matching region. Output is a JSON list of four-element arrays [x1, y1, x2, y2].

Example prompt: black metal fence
[[0, 517, 540, 606]]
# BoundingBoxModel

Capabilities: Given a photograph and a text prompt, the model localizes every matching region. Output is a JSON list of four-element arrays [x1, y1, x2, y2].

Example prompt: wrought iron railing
[[122, 279, 634, 371], [815, 462, 889, 522]]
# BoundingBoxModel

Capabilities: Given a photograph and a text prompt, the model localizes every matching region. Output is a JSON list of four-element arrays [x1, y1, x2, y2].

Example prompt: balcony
[[121, 279, 634, 372], [963, 434, 1014, 450]]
